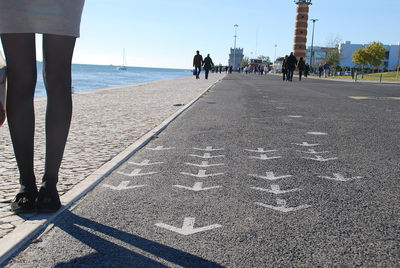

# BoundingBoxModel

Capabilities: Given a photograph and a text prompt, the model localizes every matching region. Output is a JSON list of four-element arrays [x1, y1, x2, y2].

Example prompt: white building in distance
[[228, 48, 244, 70], [339, 41, 400, 70]]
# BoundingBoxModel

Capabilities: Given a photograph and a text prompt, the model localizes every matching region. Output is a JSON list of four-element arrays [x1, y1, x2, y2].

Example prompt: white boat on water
[[117, 48, 127, 71]]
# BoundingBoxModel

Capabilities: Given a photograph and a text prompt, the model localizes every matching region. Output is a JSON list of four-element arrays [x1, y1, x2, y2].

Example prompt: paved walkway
[[3, 74, 399, 267], [0, 74, 225, 239]]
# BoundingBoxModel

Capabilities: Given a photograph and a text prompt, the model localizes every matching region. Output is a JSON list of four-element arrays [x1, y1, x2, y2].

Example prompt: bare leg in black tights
[[1, 34, 37, 195], [42, 34, 76, 192], [1, 33, 76, 211]]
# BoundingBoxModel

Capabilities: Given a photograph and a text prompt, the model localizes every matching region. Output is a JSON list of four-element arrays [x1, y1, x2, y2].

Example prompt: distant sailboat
[[117, 48, 127, 71]]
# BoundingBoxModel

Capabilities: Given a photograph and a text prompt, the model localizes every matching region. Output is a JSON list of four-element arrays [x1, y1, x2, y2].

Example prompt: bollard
[[379, 74, 383, 83]]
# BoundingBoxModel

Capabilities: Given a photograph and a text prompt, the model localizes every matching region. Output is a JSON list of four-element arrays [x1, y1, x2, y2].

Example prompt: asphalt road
[[5, 74, 400, 267]]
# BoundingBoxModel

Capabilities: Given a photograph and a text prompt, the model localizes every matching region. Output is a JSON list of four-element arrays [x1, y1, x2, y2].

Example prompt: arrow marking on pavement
[[297, 149, 329, 154], [189, 153, 225, 159], [318, 173, 363, 182], [117, 168, 158, 177], [180, 169, 224, 178], [185, 161, 224, 167], [147, 146, 175, 151], [292, 142, 320, 147], [173, 182, 222, 192], [103, 181, 147, 191], [302, 155, 338, 162], [249, 154, 282, 160], [248, 172, 292, 181], [307, 132, 328, 136], [251, 184, 302, 194], [155, 217, 222, 235], [245, 148, 278, 153], [288, 115, 303, 118], [255, 199, 311, 213], [193, 146, 224, 151], [128, 159, 163, 166]]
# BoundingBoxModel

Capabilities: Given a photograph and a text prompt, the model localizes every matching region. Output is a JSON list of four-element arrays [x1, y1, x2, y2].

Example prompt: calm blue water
[[35, 62, 191, 97]]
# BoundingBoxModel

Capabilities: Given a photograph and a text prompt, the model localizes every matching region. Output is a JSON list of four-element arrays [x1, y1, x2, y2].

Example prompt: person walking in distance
[[304, 63, 310, 78], [297, 57, 306, 81], [193, 50, 203, 79], [0, 1, 85, 213], [286, 52, 297, 82], [203, 54, 214, 79], [282, 55, 288, 81], [318, 64, 324, 78]]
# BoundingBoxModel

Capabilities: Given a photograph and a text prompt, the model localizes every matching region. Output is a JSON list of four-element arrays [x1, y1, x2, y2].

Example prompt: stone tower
[[293, 0, 312, 59]]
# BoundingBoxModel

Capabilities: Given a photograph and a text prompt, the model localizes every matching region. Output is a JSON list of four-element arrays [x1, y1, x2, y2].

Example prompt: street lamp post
[[309, 19, 318, 71], [397, 41, 400, 79], [274, 44, 277, 73], [233, 24, 238, 71]]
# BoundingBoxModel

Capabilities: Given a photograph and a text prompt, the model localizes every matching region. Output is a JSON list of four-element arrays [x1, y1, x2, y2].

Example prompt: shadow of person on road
[[51, 210, 223, 268]]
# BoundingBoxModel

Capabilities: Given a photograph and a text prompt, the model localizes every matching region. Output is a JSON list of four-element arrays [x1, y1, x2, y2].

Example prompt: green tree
[[240, 56, 250, 68], [364, 42, 386, 71], [352, 48, 369, 75], [325, 47, 341, 74], [257, 55, 271, 65]]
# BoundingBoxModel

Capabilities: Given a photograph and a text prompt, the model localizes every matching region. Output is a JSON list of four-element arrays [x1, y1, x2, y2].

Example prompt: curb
[[0, 75, 225, 266]]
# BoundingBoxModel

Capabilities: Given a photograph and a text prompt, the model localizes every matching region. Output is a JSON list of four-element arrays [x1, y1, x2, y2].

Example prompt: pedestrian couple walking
[[282, 52, 306, 81], [193, 50, 214, 79]]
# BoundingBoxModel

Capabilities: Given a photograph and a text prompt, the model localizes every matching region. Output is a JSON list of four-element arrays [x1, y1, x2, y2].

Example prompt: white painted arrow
[[292, 142, 320, 147], [103, 181, 147, 191], [245, 148, 278, 153], [189, 153, 225, 159], [248, 172, 292, 181], [288, 115, 303, 118], [318, 173, 363, 182], [256, 199, 311, 213], [193, 146, 224, 151], [251, 184, 301, 194], [302, 155, 338, 162], [173, 182, 222, 192], [249, 154, 282, 160], [307, 132, 328, 136], [155, 217, 222, 235], [180, 169, 224, 178], [117, 168, 158, 177], [297, 149, 329, 154], [128, 159, 163, 166], [185, 161, 224, 168], [147, 146, 175, 151]]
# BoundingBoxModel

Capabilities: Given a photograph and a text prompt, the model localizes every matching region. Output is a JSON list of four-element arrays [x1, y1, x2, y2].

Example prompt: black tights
[[1, 33, 76, 193]]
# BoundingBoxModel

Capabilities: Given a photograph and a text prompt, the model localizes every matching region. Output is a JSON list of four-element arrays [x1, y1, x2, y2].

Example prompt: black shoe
[[11, 192, 38, 214], [36, 187, 61, 213]]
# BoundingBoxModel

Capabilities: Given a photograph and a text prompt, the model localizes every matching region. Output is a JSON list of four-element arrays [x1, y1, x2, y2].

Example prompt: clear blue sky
[[37, 0, 400, 69]]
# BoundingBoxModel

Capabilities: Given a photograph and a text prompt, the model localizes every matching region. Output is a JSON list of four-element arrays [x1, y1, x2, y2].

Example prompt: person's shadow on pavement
[[51, 211, 223, 268]]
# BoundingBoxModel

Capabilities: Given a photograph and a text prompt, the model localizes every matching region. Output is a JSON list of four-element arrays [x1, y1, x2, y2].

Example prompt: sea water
[[35, 62, 191, 97]]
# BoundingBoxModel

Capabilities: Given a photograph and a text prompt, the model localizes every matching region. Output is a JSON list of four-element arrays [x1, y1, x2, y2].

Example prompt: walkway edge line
[[0, 76, 224, 266]]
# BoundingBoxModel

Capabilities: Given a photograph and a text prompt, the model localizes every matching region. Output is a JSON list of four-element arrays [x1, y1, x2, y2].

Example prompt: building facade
[[305, 46, 329, 67], [339, 41, 400, 70], [228, 48, 244, 71]]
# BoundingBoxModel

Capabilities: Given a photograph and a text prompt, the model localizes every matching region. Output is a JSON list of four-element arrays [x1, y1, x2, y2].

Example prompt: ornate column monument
[[293, 0, 312, 59]]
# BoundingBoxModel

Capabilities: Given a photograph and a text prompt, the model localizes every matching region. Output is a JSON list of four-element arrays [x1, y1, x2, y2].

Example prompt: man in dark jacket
[[286, 52, 297, 82], [297, 57, 306, 81], [203, 54, 214, 79], [282, 55, 288, 81], [193, 50, 203, 79]]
